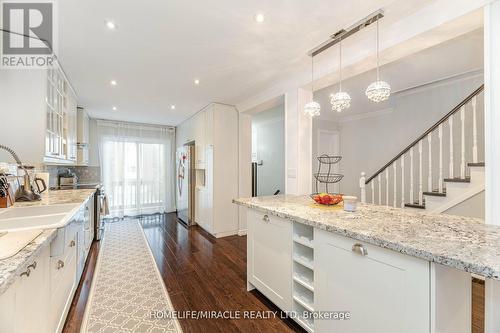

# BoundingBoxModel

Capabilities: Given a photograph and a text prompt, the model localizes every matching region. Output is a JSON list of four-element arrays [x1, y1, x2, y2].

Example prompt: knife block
[[0, 189, 14, 208]]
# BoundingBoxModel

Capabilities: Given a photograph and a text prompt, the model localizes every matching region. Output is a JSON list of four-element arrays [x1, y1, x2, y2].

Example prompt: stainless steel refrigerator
[[176, 144, 195, 225]]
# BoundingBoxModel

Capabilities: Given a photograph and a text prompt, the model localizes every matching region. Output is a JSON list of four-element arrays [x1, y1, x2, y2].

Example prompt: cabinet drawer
[[50, 218, 79, 257]]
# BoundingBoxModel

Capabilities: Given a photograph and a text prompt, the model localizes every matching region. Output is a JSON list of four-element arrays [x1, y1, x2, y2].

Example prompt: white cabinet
[[0, 62, 78, 166], [314, 229, 430, 333], [194, 112, 206, 168], [0, 199, 94, 333], [176, 103, 239, 237], [49, 220, 78, 333], [0, 245, 50, 333], [44, 65, 78, 165], [247, 209, 292, 311], [77, 107, 90, 166]]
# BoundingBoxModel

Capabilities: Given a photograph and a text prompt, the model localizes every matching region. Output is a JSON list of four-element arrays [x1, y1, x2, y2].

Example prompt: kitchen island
[[234, 195, 500, 333]]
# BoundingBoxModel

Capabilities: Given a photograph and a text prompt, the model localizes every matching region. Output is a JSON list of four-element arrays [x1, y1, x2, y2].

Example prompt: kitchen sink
[[0, 203, 80, 220], [0, 214, 70, 232], [0, 229, 44, 259]]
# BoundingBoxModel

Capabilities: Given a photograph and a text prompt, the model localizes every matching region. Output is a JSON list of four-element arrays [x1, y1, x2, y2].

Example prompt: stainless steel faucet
[[0, 144, 40, 201]]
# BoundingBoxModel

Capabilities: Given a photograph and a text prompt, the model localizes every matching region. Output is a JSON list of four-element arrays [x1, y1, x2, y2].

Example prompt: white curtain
[[97, 120, 176, 218]]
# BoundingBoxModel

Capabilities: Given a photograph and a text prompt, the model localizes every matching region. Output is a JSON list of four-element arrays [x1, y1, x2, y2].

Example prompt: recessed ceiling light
[[106, 21, 116, 30], [110, 80, 117, 86], [254, 13, 265, 23], [170, 105, 176, 110], [194, 79, 200, 85], [112, 106, 117, 111]]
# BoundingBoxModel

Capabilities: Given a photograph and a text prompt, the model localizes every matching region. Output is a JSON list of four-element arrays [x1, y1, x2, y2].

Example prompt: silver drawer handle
[[20, 268, 30, 277], [27, 261, 37, 270], [262, 215, 270, 223], [352, 243, 368, 256], [57, 260, 65, 270]]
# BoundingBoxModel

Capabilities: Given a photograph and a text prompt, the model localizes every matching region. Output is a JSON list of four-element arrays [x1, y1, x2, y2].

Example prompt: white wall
[[444, 190, 485, 218], [323, 73, 484, 197], [251, 105, 285, 196]]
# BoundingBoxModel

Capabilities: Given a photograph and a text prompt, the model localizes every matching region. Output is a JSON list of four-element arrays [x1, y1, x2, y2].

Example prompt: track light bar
[[307, 9, 384, 57]]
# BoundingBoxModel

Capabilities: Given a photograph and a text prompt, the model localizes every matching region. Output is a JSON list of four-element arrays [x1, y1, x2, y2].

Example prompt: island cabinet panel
[[247, 209, 292, 311], [314, 229, 430, 333]]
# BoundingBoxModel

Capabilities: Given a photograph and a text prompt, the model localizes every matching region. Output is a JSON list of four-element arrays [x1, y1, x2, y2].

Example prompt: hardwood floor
[[63, 241, 100, 333], [63, 213, 486, 333]]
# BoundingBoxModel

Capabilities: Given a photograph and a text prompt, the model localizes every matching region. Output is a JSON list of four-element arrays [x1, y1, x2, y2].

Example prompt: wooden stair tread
[[405, 203, 426, 209], [444, 178, 471, 183], [423, 191, 446, 197], [468, 162, 485, 167]]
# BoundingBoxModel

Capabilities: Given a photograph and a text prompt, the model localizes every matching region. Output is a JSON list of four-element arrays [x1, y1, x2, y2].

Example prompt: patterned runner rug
[[81, 220, 182, 333]]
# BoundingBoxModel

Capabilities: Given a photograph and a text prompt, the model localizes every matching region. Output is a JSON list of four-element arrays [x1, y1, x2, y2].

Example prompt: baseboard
[[214, 230, 239, 238], [237, 229, 247, 236]]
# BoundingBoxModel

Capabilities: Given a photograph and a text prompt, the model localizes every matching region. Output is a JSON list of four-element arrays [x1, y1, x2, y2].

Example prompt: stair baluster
[[419, 140, 423, 205], [472, 96, 478, 164], [449, 115, 454, 178], [438, 123, 443, 193], [359, 172, 366, 203], [371, 181, 375, 204], [393, 162, 397, 207], [385, 168, 389, 206], [378, 174, 382, 205], [410, 147, 414, 205], [401, 156, 405, 208], [428, 133, 432, 192], [460, 106, 466, 179]]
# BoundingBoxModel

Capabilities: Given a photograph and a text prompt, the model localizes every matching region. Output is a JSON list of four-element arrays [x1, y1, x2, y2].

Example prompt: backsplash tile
[[45, 166, 101, 187]]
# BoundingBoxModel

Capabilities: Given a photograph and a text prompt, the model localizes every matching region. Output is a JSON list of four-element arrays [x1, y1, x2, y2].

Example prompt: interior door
[[316, 129, 340, 193]]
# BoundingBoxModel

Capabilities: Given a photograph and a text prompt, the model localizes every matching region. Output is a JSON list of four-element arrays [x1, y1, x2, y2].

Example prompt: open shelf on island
[[292, 221, 315, 332]]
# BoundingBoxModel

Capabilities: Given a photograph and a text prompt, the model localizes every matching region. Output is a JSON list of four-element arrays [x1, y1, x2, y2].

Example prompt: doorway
[[251, 104, 285, 196]]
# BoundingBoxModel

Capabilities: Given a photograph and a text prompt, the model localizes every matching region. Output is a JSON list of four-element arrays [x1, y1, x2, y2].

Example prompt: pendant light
[[330, 37, 351, 112], [304, 55, 321, 117], [366, 19, 391, 102]]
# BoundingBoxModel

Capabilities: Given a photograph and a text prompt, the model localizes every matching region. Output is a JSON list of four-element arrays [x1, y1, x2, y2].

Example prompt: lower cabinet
[[0, 244, 50, 333], [49, 223, 78, 333], [247, 209, 292, 311], [245, 208, 433, 333], [0, 197, 94, 333], [314, 229, 430, 333]]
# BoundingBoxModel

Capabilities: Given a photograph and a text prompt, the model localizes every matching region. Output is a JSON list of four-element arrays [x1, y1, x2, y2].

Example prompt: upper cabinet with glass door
[[44, 62, 78, 164]]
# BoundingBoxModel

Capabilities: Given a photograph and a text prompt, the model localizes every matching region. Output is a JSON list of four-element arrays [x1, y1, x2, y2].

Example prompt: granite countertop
[[0, 229, 57, 294], [13, 189, 96, 207], [234, 195, 500, 280], [0, 189, 96, 295]]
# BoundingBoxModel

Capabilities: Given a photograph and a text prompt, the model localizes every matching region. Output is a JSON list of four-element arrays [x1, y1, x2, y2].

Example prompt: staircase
[[360, 85, 485, 214]]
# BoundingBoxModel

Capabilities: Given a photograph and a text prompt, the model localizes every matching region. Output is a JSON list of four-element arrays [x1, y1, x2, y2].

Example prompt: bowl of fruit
[[310, 193, 343, 206]]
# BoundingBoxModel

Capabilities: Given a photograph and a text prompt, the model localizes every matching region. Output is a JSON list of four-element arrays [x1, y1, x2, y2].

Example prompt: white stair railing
[[360, 85, 484, 206]]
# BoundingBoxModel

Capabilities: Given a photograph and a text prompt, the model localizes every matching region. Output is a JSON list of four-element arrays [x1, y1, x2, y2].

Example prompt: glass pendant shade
[[304, 101, 321, 117], [366, 80, 391, 102], [330, 91, 351, 112]]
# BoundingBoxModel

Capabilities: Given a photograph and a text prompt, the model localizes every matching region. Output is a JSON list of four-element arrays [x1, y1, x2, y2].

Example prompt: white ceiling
[[314, 28, 484, 121], [57, 0, 438, 125]]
